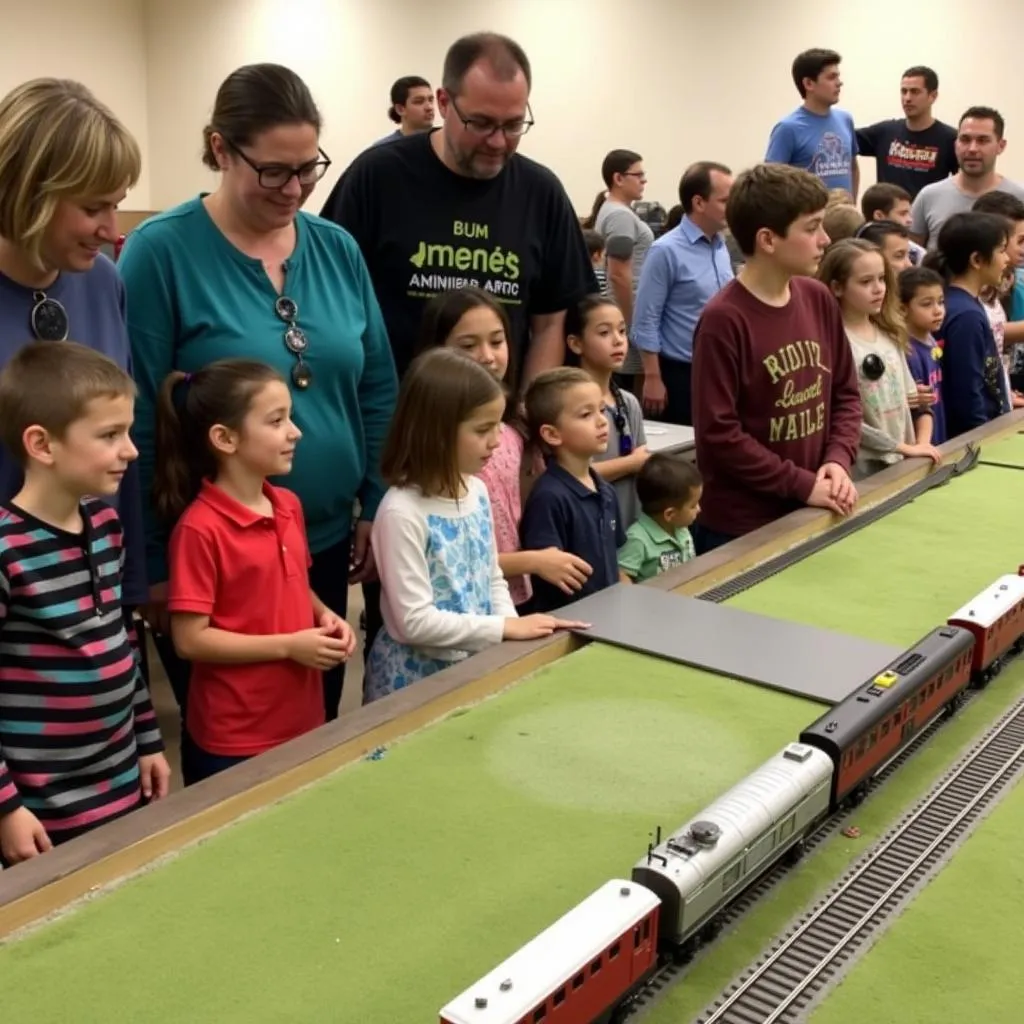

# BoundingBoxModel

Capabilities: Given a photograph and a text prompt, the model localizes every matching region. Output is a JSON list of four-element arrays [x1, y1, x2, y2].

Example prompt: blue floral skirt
[[363, 629, 464, 704]]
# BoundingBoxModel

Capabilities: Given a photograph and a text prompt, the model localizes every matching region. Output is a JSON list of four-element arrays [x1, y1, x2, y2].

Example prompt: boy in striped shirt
[[0, 341, 170, 866]]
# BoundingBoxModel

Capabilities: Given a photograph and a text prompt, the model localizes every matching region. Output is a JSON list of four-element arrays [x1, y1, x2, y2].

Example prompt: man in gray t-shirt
[[595, 200, 654, 376], [911, 106, 1024, 247]]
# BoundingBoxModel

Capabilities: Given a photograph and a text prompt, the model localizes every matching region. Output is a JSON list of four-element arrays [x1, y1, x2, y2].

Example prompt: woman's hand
[[349, 521, 376, 584]]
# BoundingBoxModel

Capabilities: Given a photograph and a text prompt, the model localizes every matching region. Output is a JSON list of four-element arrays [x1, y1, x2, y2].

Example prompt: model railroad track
[[696, 443, 981, 605], [691, 694, 1024, 1024], [624, 685, 979, 1019]]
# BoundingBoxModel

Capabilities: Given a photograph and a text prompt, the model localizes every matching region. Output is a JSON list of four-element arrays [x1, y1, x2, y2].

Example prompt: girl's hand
[[631, 445, 652, 471], [139, 753, 172, 800], [287, 627, 351, 669], [319, 610, 357, 657], [900, 442, 943, 464], [907, 384, 935, 409], [533, 548, 593, 594], [503, 614, 591, 641], [0, 806, 52, 864]]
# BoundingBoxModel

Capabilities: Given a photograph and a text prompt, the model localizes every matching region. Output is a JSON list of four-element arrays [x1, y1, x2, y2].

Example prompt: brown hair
[[202, 64, 321, 170], [415, 286, 522, 428], [0, 79, 141, 267], [826, 187, 855, 209], [0, 340, 135, 466], [818, 238, 907, 350], [381, 348, 504, 498], [582, 149, 643, 229], [823, 203, 865, 244], [726, 164, 828, 257], [153, 359, 285, 525], [679, 161, 732, 213], [861, 182, 911, 221], [791, 48, 841, 98], [636, 453, 703, 515], [524, 367, 596, 446], [441, 33, 532, 97]]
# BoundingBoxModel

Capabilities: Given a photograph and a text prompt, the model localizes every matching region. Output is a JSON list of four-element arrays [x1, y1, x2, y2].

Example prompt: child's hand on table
[[504, 614, 591, 641]]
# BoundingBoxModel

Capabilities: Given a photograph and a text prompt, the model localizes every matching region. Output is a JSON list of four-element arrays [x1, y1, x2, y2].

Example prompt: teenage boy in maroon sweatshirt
[[691, 163, 862, 553]]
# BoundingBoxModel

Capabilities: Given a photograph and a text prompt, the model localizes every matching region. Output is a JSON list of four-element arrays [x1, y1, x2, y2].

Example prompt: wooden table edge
[[1, 412, 1020, 936]]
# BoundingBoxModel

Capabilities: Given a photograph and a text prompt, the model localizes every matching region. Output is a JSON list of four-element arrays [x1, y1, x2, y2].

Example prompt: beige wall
[[7, 0, 1024, 217], [0, 0, 152, 207]]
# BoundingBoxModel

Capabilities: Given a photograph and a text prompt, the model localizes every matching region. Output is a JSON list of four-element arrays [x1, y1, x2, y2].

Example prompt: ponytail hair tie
[[183, 372, 193, 384]]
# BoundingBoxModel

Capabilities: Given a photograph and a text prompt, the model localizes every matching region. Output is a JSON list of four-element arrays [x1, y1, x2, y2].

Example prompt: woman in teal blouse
[[119, 63, 397, 729]]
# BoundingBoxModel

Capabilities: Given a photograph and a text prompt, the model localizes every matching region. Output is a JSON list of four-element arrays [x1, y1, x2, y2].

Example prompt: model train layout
[[438, 572, 1024, 1024]]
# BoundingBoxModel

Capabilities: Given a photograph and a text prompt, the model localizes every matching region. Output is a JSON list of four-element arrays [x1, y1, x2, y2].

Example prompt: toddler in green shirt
[[618, 453, 703, 583]]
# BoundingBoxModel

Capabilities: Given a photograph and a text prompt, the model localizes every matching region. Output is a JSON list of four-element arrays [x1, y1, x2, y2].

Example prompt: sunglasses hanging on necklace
[[274, 260, 312, 390], [30, 291, 69, 341]]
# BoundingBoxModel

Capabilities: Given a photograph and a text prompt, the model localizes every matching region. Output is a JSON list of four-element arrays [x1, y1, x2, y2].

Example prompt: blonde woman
[[0, 79, 148, 606]]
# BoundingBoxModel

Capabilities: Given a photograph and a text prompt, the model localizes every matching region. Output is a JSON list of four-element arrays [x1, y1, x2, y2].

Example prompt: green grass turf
[[0, 645, 815, 1024], [977, 429, 1024, 468], [808, 750, 1024, 1024], [641, 462, 1024, 1022], [3, 462, 1018, 1023], [726, 464, 1024, 648], [642, 660, 1024, 1023]]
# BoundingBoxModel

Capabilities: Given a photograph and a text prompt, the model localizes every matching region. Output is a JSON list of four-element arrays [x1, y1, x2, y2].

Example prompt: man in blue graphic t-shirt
[[765, 48, 859, 197]]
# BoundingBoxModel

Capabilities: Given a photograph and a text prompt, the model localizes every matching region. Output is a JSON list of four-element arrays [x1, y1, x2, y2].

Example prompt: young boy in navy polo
[[520, 368, 626, 613]]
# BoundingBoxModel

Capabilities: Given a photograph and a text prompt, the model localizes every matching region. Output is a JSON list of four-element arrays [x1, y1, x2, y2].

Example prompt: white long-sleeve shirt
[[371, 478, 516, 662]]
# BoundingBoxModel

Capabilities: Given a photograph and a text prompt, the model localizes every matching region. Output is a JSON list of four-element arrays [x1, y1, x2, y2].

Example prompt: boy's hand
[[139, 753, 172, 800], [319, 610, 357, 658], [815, 462, 857, 514], [0, 806, 52, 864]]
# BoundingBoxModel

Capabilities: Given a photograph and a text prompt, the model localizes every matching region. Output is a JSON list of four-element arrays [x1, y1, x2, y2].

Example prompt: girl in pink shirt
[[418, 288, 593, 610]]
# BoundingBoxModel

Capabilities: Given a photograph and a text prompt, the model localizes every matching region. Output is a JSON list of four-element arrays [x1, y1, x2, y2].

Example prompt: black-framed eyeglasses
[[449, 97, 534, 138], [31, 292, 69, 341], [224, 137, 332, 190], [274, 296, 313, 390]]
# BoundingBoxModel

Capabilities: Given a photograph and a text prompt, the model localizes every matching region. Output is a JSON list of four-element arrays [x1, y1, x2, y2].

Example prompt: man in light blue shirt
[[766, 48, 859, 196], [633, 161, 734, 425]]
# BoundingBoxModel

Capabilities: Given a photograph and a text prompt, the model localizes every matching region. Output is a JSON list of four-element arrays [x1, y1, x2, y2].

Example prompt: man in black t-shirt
[[856, 65, 958, 197], [320, 32, 597, 383]]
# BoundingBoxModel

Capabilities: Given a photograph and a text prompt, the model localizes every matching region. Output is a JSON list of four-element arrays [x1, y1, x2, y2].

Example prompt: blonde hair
[[818, 238, 908, 351], [0, 79, 141, 265], [823, 203, 865, 244]]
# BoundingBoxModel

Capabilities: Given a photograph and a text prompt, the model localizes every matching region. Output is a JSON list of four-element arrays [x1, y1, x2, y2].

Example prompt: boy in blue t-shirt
[[765, 48, 857, 193], [899, 266, 948, 444]]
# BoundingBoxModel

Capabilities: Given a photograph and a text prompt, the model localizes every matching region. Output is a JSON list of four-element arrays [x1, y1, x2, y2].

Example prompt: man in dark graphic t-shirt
[[856, 66, 958, 197], [320, 32, 597, 383]]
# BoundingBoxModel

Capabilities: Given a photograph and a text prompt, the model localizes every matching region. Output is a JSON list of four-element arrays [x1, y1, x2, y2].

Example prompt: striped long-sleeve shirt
[[0, 499, 164, 842]]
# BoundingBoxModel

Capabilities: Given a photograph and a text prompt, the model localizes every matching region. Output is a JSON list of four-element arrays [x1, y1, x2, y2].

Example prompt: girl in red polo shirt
[[154, 360, 356, 785]]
